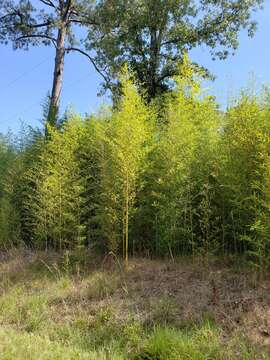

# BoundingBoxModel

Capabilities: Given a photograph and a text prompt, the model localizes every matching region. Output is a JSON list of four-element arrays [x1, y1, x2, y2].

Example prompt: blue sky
[[0, 1, 269, 134]]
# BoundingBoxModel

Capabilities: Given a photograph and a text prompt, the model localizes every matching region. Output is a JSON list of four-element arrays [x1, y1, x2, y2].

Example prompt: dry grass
[[0, 250, 269, 358]]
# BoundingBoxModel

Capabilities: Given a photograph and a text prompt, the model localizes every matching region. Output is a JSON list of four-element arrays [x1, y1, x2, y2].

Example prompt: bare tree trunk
[[47, 25, 66, 129]]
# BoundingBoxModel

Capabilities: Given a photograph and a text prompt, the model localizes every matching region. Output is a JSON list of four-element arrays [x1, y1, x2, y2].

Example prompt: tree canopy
[[89, 0, 263, 100], [0, 0, 264, 107]]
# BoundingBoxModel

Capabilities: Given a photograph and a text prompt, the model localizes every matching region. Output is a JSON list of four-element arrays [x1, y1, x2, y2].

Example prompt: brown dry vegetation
[[0, 249, 269, 359]]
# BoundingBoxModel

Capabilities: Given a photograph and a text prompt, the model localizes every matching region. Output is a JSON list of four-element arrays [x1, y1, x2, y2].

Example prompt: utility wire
[[4, 72, 93, 124], [4, 55, 52, 90]]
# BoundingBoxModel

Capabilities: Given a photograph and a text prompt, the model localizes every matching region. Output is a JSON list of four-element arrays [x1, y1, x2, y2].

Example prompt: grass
[[134, 323, 270, 360], [0, 286, 49, 332], [146, 295, 180, 326], [86, 271, 119, 300], [0, 327, 124, 360], [0, 250, 269, 359]]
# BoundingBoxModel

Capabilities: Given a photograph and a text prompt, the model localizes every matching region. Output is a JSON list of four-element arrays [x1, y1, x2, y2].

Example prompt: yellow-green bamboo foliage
[[78, 111, 112, 251], [1, 60, 270, 273], [220, 93, 270, 272], [99, 70, 152, 262], [144, 56, 221, 257], [0, 137, 19, 247], [1, 130, 45, 247], [25, 118, 85, 250]]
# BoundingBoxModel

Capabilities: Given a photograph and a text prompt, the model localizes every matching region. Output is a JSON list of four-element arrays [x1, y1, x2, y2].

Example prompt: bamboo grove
[[1, 58, 270, 273]]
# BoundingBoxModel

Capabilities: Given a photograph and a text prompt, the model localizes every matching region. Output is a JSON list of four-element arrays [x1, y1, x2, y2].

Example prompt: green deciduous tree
[[89, 0, 263, 100]]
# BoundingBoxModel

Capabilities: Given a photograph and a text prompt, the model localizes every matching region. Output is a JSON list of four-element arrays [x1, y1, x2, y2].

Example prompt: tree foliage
[[89, 0, 263, 100]]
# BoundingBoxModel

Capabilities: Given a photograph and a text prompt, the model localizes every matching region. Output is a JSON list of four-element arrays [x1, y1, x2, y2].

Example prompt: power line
[[4, 72, 93, 125], [4, 55, 52, 90]]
